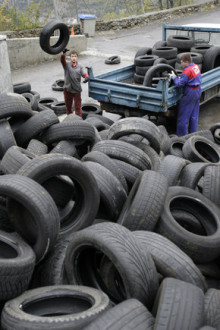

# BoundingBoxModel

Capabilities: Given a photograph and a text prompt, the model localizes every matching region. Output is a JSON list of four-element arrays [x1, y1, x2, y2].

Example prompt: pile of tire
[[1, 90, 220, 329], [134, 35, 220, 87]]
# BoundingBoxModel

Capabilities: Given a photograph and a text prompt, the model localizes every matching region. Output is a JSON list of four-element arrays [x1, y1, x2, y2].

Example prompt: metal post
[[141, 0, 145, 13], [75, 0, 79, 22], [53, 0, 59, 19]]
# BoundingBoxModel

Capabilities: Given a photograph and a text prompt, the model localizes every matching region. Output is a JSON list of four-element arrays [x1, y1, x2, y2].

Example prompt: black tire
[[40, 20, 70, 55], [167, 35, 194, 50], [85, 116, 109, 131], [38, 97, 58, 109], [152, 278, 204, 330], [152, 46, 178, 59], [33, 234, 74, 287], [202, 46, 220, 72], [41, 121, 96, 146], [134, 231, 207, 292], [1, 175, 60, 263], [176, 52, 203, 64], [134, 47, 152, 59], [0, 230, 35, 300], [0, 119, 17, 159], [118, 170, 168, 231], [197, 262, 220, 280], [92, 140, 152, 171], [156, 186, 220, 263], [134, 55, 159, 67], [17, 154, 100, 235], [152, 40, 167, 49], [143, 64, 177, 87], [180, 162, 208, 190], [134, 73, 144, 84], [153, 57, 168, 65], [184, 129, 215, 143], [51, 101, 66, 115], [171, 209, 206, 236], [64, 222, 159, 308], [209, 122, 220, 144], [107, 117, 161, 153], [26, 139, 48, 156], [203, 165, 220, 207], [135, 65, 151, 75], [127, 141, 161, 171], [87, 113, 114, 126], [182, 136, 220, 163], [81, 103, 102, 119], [21, 92, 39, 110], [105, 55, 121, 64], [84, 299, 155, 330], [14, 109, 59, 147], [113, 159, 142, 191], [204, 288, 220, 328], [1, 146, 36, 174], [169, 136, 185, 157], [51, 79, 64, 91], [13, 82, 31, 94], [82, 150, 128, 193], [191, 44, 213, 55], [0, 93, 33, 119], [1, 285, 110, 330], [83, 161, 127, 220], [158, 155, 188, 186], [50, 140, 78, 157]]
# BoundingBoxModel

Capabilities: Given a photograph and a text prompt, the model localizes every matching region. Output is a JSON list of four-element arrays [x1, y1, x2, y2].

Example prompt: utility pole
[[75, 0, 79, 22], [53, 0, 59, 19], [141, 0, 145, 13], [116, 0, 120, 18]]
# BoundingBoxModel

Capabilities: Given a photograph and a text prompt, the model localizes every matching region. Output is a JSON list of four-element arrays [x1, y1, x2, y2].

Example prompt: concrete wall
[[7, 35, 87, 70], [0, 35, 13, 93]]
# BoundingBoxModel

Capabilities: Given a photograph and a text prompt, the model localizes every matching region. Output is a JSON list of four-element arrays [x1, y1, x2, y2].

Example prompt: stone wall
[[95, 0, 219, 31]]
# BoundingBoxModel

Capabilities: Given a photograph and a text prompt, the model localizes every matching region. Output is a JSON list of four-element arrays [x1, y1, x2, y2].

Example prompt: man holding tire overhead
[[60, 49, 89, 116], [169, 53, 202, 136]]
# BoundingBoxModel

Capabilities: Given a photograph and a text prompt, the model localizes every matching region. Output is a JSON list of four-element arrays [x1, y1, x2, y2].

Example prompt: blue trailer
[[88, 24, 220, 117]]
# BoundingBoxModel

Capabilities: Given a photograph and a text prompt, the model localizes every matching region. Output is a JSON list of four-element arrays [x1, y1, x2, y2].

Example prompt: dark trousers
[[64, 89, 82, 116], [176, 87, 201, 136]]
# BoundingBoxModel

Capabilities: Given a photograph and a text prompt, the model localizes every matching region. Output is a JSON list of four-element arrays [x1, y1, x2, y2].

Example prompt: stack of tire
[[134, 35, 220, 87], [2, 83, 220, 328], [134, 47, 177, 87]]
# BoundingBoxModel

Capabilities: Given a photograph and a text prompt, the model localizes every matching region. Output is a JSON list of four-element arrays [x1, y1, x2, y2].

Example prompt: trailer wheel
[[40, 20, 70, 55]]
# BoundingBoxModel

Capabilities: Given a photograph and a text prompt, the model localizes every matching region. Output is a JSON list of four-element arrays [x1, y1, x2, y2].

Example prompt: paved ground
[[11, 7, 220, 129]]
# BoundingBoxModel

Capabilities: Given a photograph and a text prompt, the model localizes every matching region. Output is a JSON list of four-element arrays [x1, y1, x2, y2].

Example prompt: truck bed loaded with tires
[[88, 24, 220, 117]]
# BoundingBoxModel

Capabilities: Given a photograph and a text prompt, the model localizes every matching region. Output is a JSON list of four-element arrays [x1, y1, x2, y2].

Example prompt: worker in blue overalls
[[169, 53, 202, 136]]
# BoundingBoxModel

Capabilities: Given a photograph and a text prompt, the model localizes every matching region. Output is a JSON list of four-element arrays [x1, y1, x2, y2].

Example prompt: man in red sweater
[[60, 49, 89, 116]]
